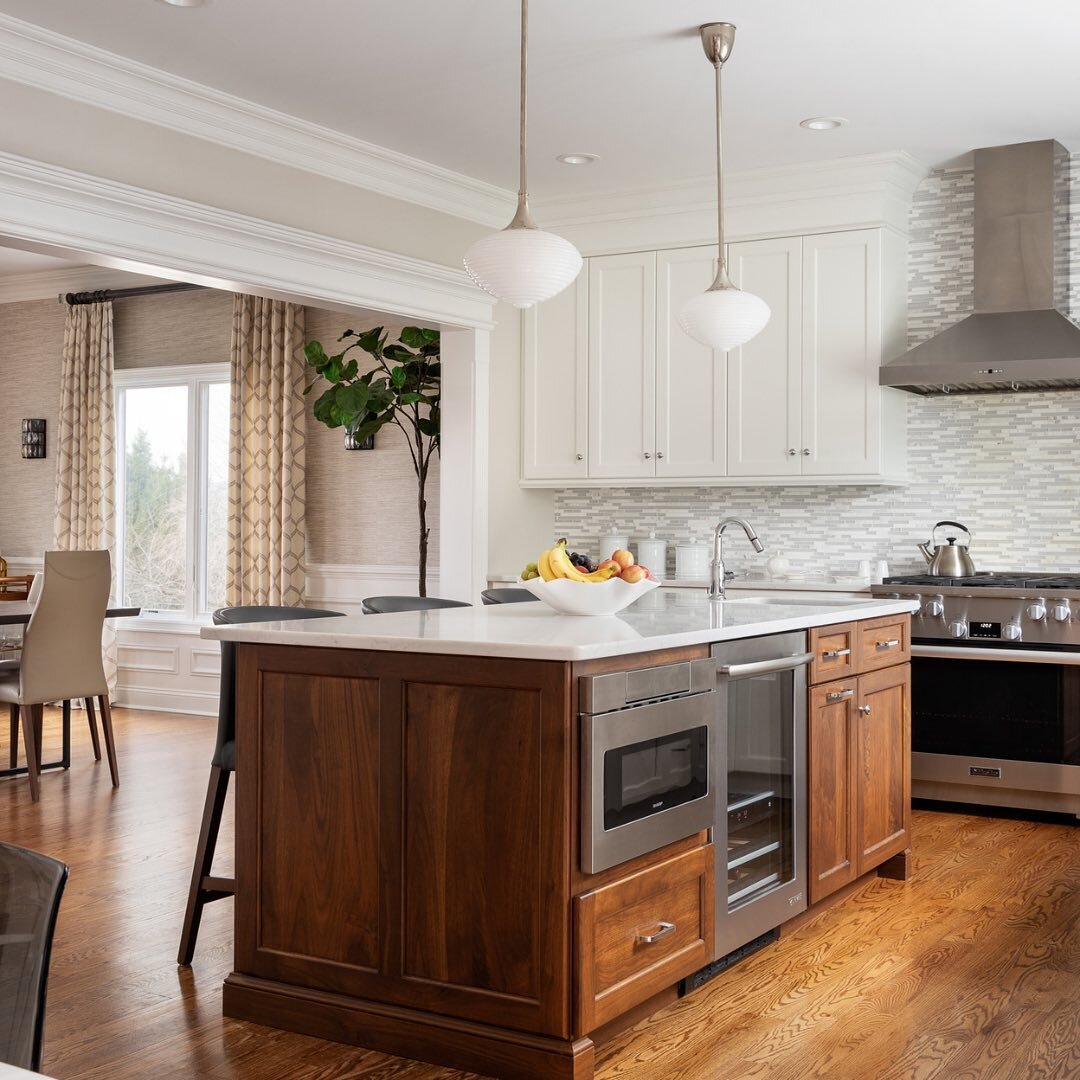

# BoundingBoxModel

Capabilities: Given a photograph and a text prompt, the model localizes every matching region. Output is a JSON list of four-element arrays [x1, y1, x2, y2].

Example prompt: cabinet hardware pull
[[826, 689, 854, 703], [657, 451, 665, 459], [635, 921, 676, 945], [858, 705, 872, 715], [644, 451, 652, 460], [802, 448, 811, 456], [823, 648, 851, 659], [788, 448, 797, 456], [875, 639, 901, 650], [575, 453, 584, 461]]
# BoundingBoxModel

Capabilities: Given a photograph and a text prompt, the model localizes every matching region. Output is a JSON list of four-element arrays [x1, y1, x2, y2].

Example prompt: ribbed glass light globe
[[463, 227, 583, 309], [678, 287, 770, 351]]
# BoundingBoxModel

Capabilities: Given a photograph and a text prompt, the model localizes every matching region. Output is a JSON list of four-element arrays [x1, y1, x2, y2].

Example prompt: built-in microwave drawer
[[582, 688, 715, 874]]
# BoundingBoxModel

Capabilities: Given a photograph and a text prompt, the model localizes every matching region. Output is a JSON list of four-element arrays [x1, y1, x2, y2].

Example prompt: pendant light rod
[[508, 0, 537, 230], [700, 22, 737, 291]]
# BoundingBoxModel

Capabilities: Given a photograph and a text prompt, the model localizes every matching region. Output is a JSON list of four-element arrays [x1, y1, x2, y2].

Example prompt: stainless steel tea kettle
[[918, 521, 975, 577]]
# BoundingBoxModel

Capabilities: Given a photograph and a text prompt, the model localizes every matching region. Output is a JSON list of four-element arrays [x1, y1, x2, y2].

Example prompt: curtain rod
[[60, 282, 208, 305]]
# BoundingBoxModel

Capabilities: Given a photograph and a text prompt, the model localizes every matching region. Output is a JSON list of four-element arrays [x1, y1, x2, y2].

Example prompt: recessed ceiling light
[[157, 0, 209, 7], [557, 153, 600, 166], [799, 117, 847, 131]]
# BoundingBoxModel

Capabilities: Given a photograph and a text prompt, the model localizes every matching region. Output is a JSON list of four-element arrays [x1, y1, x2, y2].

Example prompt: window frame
[[114, 362, 230, 625]]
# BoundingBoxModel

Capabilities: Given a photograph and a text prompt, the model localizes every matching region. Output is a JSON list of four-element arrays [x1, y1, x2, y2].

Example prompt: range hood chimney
[[881, 139, 1080, 395]]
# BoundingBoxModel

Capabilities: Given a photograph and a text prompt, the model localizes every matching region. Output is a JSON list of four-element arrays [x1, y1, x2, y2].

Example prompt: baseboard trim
[[114, 685, 217, 717]]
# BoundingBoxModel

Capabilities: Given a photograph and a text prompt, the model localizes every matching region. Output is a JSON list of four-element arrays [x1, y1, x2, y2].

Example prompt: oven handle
[[912, 643, 1080, 666], [718, 651, 815, 678]]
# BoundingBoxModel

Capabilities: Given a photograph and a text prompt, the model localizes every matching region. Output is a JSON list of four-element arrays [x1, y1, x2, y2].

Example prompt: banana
[[538, 548, 558, 582], [547, 540, 617, 583]]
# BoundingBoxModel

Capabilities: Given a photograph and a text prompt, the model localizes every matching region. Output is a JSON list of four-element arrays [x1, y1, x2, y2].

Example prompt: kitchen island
[[203, 589, 917, 1080]]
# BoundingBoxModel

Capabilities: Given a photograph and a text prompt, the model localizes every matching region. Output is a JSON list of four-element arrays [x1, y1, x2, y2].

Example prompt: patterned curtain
[[226, 295, 307, 607], [54, 301, 117, 688]]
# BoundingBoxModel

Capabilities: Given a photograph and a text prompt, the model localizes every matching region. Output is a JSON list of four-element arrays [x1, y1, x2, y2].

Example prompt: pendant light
[[463, 0, 582, 309], [678, 23, 770, 351]]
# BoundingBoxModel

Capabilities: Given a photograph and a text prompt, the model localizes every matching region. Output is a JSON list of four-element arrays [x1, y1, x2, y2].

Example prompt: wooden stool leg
[[84, 697, 102, 761], [178, 765, 232, 965], [20, 704, 40, 802], [97, 695, 119, 787], [8, 704, 17, 769]]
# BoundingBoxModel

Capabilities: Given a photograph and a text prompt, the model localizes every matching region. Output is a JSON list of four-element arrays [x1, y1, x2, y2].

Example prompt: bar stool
[[177, 604, 344, 965], [481, 588, 540, 605], [361, 596, 471, 614]]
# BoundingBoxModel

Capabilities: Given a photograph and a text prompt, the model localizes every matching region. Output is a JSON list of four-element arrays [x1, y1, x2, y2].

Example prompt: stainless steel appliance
[[872, 573, 1080, 817], [711, 632, 810, 959], [917, 521, 976, 576], [580, 659, 716, 874]]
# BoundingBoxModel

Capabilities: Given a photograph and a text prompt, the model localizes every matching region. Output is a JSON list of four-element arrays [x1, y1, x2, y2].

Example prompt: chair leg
[[20, 704, 40, 802], [84, 697, 102, 761], [8, 704, 17, 769], [97, 695, 119, 788], [61, 699, 71, 769], [178, 765, 233, 966]]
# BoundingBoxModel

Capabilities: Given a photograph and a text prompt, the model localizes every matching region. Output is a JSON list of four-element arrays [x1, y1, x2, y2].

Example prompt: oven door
[[582, 691, 715, 874]]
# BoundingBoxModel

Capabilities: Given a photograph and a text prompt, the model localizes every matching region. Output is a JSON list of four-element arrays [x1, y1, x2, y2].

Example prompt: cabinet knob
[[575, 453, 584, 461], [644, 451, 652, 460], [788, 448, 797, 456], [858, 705, 872, 715], [656, 451, 664, 459], [802, 448, 811, 456]]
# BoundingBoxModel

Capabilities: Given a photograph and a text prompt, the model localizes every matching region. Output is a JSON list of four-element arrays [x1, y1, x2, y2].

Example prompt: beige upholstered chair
[[0, 551, 117, 801]]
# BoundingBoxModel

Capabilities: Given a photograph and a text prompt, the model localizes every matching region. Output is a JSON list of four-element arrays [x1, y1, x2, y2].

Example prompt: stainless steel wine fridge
[[711, 631, 811, 959]]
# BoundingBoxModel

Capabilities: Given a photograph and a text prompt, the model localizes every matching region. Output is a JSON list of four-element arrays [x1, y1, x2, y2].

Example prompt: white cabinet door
[[587, 252, 657, 479], [802, 230, 881, 476], [521, 273, 588, 480], [655, 247, 727, 478], [726, 236, 803, 477]]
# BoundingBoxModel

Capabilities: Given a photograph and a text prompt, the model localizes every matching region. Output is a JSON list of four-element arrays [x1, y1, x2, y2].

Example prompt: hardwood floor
[[4, 708, 1079, 1079]]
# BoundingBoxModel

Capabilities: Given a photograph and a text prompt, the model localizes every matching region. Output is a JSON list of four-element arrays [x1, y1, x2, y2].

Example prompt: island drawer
[[854, 615, 911, 673], [573, 843, 714, 1034], [809, 623, 857, 684]]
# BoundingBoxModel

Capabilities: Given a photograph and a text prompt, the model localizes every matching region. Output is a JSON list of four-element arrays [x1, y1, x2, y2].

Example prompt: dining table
[[0, 602, 140, 780]]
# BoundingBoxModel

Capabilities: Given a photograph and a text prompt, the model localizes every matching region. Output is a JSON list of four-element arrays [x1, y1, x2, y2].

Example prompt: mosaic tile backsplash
[[554, 163, 1080, 579]]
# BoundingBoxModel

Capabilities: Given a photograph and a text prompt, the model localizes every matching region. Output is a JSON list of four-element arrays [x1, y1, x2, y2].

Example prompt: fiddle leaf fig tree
[[304, 326, 441, 596]]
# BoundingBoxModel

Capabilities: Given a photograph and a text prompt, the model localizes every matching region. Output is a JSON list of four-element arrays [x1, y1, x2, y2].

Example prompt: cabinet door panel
[[656, 247, 726, 478], [726, 237, 802, 477], [856, 663, 911, 874], [802, 230, 882, 475], [588, 252, 657, 478], [808, 680, 858, 904], [522, 274, 588, 480]]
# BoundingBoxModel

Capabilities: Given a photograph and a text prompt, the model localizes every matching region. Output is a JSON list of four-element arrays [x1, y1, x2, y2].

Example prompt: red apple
[[611, 548, 634, 570], [598, 559, 622, 576], [622, 565, 647, 584]]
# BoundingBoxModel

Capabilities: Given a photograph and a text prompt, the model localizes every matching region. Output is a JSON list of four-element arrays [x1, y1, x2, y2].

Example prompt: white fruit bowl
[[517, 575, 660, 616]]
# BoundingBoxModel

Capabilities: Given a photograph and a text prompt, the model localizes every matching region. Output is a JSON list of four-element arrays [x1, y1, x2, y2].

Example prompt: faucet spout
[[709, 517, 765, 600]]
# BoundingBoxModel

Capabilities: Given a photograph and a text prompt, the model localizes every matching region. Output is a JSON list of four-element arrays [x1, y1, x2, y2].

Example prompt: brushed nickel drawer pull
[[826, 689, 854, 703], [822, 648, 851, 659], [858, 705, 872, 715], [635, 921, 675, 945], [875, 639, 901, 650]]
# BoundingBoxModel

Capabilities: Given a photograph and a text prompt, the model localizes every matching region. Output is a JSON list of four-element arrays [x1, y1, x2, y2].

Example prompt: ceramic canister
[[636, 533, 668, 576], [675, 540, 710, 580]]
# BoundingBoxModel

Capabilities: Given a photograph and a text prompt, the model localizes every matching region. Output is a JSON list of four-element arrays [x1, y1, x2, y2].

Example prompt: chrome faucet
[[709, 517, 765, 600]]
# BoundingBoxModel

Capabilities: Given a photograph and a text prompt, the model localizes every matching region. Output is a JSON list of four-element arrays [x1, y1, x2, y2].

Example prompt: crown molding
[[0, 12, 515, 229], [0, 262, 170, 303], [0, 150, 495, 329]]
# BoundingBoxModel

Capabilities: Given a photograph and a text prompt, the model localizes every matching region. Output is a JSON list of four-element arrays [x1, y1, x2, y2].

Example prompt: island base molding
[[223, 973, 596, 1080]]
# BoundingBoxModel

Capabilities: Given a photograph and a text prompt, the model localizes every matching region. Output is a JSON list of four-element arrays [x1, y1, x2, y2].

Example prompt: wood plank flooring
[[3, 708, 1078, 1079]]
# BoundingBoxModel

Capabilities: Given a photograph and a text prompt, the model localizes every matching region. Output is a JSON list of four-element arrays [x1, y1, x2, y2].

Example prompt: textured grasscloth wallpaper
[[555, 163, 1080, 579], [0, 290, 437, 568]]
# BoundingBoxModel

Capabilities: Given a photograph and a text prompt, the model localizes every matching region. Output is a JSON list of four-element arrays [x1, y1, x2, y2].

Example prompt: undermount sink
[[726, 596, 869, 608]]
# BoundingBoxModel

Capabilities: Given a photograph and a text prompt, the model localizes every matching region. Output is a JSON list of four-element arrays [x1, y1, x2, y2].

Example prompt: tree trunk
[[416, 462, 429, 597]]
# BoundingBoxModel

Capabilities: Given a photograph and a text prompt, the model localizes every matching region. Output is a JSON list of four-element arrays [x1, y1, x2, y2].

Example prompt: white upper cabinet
[[521, 273, 588, 480], [726, 237, 803, 477], [655, 248, 727, 478], [587, 252, 657, 479]]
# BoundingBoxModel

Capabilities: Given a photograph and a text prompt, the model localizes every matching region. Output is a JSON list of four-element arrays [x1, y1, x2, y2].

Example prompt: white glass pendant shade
[[464, 226, 583, 309], [678, 286, 770, 352]]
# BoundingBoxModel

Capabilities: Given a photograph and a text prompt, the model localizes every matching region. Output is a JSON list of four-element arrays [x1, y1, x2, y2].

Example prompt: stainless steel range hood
[[881, 139, 1080, 395]]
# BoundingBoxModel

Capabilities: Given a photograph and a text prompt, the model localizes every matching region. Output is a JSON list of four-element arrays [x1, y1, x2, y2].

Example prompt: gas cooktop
[[883, 572, 1080, 590]]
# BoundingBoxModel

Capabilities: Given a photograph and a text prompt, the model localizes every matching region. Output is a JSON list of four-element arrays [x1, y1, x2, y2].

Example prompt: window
[[114, 364, 230, 621]]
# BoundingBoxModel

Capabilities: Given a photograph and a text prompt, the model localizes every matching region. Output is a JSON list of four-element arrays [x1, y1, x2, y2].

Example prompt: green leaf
[[399, 326, 426, 348], [303, 380, 316, 395], [341, 358, 359, 381], [340, 382, 371, 415], [312, 387, 344, 428], [419, 342, 440, 357], [390, 366, 407, 388], [324, 356, 343, 384], [357, 328, 383, 354], [417, 416, 439, 437], [420, 327, 439, 343], [383, 344, 412, 362], [304, 340, 329, 367], [398, 392, 424, 404], [339, 328, 355, 339]]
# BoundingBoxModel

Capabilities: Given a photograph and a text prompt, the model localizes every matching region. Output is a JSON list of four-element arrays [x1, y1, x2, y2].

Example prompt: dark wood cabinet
[[807, 616, 911, 906]]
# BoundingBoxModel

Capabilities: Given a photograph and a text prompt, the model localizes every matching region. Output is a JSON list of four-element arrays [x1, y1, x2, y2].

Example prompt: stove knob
[[923, 596, 944, 618], [947, 619, 968, 639], [1002, 621, 1022, 642], [1026, 601, 1047, 621], [1051, 601, 1072, 623]]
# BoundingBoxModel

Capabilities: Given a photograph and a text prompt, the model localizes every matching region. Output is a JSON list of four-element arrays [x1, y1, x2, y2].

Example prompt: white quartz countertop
[[201, 588, 919, 662]]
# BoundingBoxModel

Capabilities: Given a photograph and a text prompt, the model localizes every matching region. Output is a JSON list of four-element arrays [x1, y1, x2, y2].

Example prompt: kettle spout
[[917, 542, 934, 565]]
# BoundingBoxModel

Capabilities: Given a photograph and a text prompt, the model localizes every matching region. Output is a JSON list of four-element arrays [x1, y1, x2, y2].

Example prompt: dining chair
[[0, 842, 68, 1072], [177, 604, 344, 966], [0, 551, 114, 802], [480, 588, 540, 605], [361, 596, 472, 614]]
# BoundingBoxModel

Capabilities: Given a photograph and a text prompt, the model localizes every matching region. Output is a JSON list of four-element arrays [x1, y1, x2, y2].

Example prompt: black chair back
[[481, 588, 540, 606], [210, 606, 344, 769], [361, 596, 472, 615], [0, 842, 67, 1071]]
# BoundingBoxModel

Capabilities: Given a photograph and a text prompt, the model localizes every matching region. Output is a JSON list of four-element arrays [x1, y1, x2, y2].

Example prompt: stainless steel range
[[871, 573, 1080, 817]]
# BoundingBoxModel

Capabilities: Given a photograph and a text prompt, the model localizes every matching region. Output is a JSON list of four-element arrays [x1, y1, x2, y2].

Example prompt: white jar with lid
[[636, 532, 667, 577], [598, 529, 630, 559], [675, 540, 710, 580]]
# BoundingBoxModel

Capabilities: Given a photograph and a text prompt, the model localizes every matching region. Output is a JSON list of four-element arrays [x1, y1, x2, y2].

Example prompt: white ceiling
[[0, 246, 80, 276], [2, 0, 1080, 198]]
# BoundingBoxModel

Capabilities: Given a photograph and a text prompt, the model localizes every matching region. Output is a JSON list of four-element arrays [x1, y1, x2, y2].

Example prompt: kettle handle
[[931, 520, 972, 543]]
